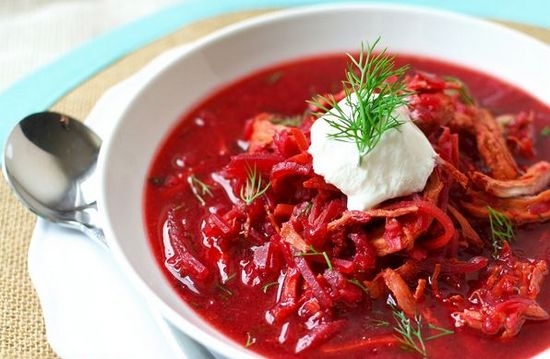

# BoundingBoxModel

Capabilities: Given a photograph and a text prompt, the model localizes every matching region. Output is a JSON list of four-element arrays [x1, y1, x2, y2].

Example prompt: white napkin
[[27, 45, 217, 359]]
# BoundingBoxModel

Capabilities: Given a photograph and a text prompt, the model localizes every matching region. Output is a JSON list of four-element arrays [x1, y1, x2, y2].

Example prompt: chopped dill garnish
[[239, 163, 271, 205], [187, 174, 213, 206], [389, 300, 453, 358], [266, 71, 283, 84], [365, 317, 391, 329], [215, 273, 236, 297], [225, 272, 237, 282], [426, 323, 455, 341], [392, 309, 427, 357], [347, 278, 369, 294], [372, 319, 391, 328], [269, 114, 303, 127], [310, 37, 411, 164], [443, 76, 475, 105], [541, 126, 550, 137], [297, 202, 313, 217], [245, 332, 256, 347], [262, 281, 279, 293], [216, 283, 233, 296], [295, 245, 333, 271], [149, 176, 164, 186], [487, 206, 514, 259]]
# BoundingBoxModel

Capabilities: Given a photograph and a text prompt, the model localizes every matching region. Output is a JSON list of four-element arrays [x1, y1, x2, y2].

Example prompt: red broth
[[144, 54, 550, 358]]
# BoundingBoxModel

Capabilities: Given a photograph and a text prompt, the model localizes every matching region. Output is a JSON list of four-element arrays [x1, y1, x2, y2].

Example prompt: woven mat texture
[[0, 9, 548, 359]]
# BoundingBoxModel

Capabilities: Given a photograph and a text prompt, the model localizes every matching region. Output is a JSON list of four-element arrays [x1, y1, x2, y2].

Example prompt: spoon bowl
[[3, 111, 104, 241]]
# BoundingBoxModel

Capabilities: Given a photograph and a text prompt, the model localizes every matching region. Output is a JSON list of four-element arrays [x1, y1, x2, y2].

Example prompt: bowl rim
[[97, 3, 550, 358]]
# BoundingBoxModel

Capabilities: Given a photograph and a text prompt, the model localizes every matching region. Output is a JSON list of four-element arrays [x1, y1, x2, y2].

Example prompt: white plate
[[28, 45, 219, 359]]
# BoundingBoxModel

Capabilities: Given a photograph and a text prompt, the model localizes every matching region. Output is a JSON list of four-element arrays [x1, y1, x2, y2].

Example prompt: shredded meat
[[461, 189, 550, 224], [382, 268, 418, 316], [452, 244, 549, 338], [469, 161, 550, 198]]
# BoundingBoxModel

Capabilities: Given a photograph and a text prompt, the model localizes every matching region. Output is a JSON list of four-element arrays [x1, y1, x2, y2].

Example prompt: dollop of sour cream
[[308, 95, 437, 211]]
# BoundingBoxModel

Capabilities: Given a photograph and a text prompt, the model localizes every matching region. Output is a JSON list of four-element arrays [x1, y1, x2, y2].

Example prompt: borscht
[[144, 42, 550, 358]]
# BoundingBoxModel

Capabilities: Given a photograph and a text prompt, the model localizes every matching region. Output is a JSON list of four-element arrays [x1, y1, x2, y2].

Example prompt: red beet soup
[[144, 52, 550, 358]]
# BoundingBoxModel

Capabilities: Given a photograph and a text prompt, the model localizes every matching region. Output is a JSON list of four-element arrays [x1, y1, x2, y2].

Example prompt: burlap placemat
[[1, 8, 549, 359]]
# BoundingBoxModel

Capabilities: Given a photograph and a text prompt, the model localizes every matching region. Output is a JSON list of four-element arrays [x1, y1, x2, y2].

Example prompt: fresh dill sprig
[[389, 301, 453, 358], [310, 38, 411, 164], [541, 126, 550, 137], [392, 310, 427, 357], [487, 206, 514, 259], [425, 323, 455, 341], [295, 245, 333, 271], [239, 163, 271, 205], [187, 174, 213, 206]]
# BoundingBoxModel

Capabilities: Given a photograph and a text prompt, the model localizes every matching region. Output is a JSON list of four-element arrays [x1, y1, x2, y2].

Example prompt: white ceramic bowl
[[97, 4, 550, 358]]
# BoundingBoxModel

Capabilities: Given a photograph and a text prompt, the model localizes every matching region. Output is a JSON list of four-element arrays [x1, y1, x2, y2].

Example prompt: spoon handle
[[65, 202, 107, 247], [77, 222, 106, 247]]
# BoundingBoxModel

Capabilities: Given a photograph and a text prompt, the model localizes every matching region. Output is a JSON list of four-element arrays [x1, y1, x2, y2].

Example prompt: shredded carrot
[[321, 334, 399, 354], [431, 263, 442, 299]]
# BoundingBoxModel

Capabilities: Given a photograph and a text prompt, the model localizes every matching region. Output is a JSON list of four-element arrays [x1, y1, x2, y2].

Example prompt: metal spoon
[[3, 111, 219, 357], [3, 111, 105, 244]]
